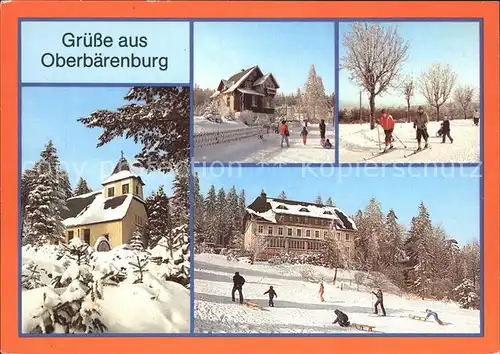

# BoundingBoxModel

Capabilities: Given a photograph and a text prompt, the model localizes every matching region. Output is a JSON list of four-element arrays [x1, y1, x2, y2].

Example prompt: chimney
[[260, 191, 267, 200], [241, 69, 245, 72]]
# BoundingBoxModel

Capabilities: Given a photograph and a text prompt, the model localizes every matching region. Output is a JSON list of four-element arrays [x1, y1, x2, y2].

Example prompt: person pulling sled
[[333, 309, 350, 327], [441, 116, 453, 143], [414, 106, 430, 151], [377, 109, 395, 152], [232, 272, 245, 304], [372, 288, 386, 316], [425, 309, 444, 325], [263, 286, 278, 307]]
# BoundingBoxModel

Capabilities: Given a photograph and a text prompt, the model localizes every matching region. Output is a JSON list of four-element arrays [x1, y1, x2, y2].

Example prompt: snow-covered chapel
[[60, 153, 148, 250]]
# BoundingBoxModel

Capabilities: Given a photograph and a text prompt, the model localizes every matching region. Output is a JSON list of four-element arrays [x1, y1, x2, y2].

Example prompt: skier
[[441, 115, 453, 144], [333, 309, 350, 327], [323, 139, 333, 149], [232, 272, 245, 304], [413, 105, 429, 151], [425, 309, 444, 325], [473, 109, 480, 126], [319, 281, 325, 302], [377, 109, 395, 152], [372, 288, 386, 316], [300, 126, 309, 145], [280, 120, 290, 148], [263, 286, 278, 307], [319, 119, 326, 145]]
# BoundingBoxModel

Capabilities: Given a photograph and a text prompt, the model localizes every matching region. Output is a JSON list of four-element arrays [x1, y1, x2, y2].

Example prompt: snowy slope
[[194, 117, 249, 133], [194, 254, 480, 334], [194, 123, 335, 163], [339, 120, 480, 163], [22, 244, 190, 333]]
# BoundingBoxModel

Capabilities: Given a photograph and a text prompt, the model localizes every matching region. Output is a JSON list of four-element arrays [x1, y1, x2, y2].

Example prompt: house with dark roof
[[211, 65, 279, 120], [61, 153, 148, 250], [242, 192, 357, 259]]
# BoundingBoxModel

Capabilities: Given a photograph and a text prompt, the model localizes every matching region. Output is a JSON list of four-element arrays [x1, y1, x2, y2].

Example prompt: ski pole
[[376, 124, 381, 150], [392, 132, 407, 148]]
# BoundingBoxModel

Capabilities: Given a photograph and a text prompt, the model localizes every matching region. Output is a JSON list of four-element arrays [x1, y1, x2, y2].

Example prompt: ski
[[363, 147, 396, 161], [404, 146, 431, 158]]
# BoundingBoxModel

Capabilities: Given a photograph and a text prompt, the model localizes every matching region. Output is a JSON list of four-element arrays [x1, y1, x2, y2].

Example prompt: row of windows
[[135, 215, 145, 226], [107, 183, 141, 197], [276, 204, 334, 216], [258, 225, 351, 241], [263, 237, 351, 254], [67, 229, 109, 244], [280, 214, 331, 226]]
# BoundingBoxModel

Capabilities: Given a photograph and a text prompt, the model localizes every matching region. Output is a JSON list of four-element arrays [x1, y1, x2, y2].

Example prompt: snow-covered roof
[[253, 73, 271, 86], [224, 66, 258, 93], [62, 192, 138, 228], [237, 88, 265, 96], [102, 155, 145, 186], [246, 194, 357, 231], [210, 91, 220, 98]]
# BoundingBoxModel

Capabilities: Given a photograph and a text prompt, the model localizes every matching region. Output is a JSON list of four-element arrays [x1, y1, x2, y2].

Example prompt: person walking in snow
[[232, 272, 245, 304], [377, 109, 395, 152], [300, 126, 309, 145], [264, 286, 278, 307], [441, 115, 453, 144], [319, 281, 325, 302], [413, 105, 430, 150], [280, 120, 290, 148], [473, 109, 480, 126], [372, 288, 386, 316], [425, 309, 444, 325], [319, 119, 326, 145], [333, 309, 350, 327]]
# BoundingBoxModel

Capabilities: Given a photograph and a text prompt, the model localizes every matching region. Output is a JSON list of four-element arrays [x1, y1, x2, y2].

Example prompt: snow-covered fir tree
[[278, 190, 287, 200], [303, 65, 330, 122], [59, 170, 73, 200], [193, 172, 205, 241], [78, 86, 190, 173], [315, 196, 323, 205], [129, 229, 145, 251], [171, 159, 190, 227], [353, 198, 383, 271], [325, 197, 334, 206], [379, 209, 404, 267], [145, 185, 171, 248], [226, 186, 240, 246], [453, 278, 479, 309], [215, 187, 228, 246], [203, 185, 218, 245], [74, 177, 93, 196]]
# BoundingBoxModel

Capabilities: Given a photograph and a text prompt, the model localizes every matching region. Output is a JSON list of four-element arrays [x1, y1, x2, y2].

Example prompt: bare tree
[[418, 63, 457, 121], [341, 22, 409, 129], [248, 232, 267, 263], [454, 85, 475, 120], [400, 77, 414, 123]]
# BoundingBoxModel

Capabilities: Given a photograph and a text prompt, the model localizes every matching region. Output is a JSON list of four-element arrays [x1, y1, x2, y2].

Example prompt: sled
[[350, 323, 376, 332], [409, 314, 427, 321], [243, 301, 269, 311]]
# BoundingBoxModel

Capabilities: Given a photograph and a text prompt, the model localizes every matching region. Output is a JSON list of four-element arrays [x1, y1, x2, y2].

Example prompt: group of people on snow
[[279, 120, 332, 149], [231, 272, 443, 329]]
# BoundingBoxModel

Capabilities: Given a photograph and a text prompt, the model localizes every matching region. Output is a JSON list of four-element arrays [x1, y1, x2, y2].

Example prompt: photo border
[[0, 2, 498, 354]]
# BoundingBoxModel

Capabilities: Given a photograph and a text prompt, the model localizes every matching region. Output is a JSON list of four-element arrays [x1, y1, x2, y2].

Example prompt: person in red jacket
[[300, 126, 308, 145], [280, 120, 290, 148], [377, 109, 395, 152]]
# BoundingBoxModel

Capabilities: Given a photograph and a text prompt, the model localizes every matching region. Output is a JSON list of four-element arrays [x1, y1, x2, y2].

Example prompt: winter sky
[[194, 22, 335, 94], [339, 21, 480, 108], [195, 165, 480, 246], [21, 87, 174, 197]]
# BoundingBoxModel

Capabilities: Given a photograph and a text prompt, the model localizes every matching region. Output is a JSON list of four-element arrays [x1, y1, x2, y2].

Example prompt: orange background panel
[[1, 1, 499, 354]]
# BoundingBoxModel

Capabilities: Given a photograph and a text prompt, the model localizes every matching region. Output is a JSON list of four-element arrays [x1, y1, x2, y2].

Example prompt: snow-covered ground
[[194, 254, 480, 334], [194, 120, 335, 163], [339, 120, 480, 163], [22, 243, 190, 334], [194, 117, 250, 133]]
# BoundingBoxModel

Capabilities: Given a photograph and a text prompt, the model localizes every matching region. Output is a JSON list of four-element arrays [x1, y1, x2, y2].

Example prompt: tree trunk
[[464, 109, 467, 120], [436, 106, 440, 122], [369, 93, 376, 129], [333, 267, 338, 283], [406, 100, 411, 123]]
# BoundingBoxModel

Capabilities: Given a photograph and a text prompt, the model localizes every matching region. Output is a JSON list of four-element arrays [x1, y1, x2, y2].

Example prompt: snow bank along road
[[194, 254, 480, 334], [339, 120, 480, 163]]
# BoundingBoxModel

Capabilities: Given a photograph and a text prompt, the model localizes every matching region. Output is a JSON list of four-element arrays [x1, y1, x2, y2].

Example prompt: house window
[[122, 184, 129, 194], [268, 226, 273, 235], [345, 234, 350, 241], [287, 228, 292, 236], [336, 232, 341, 240], [135, 185, 140, 195], [108, 187, 115, 197], [104, 234, 109, 241], [345, 247, 350, 255], [246, 81, 252, 88], [315, 230, 320, 238], [83, 229, 90, 244], [68, 230, 74, 239], [277, 205, 288, 210], [264, 97, 271, 108], [306, 230, 311, 237], [296, 229, 302, 237], [324, 231, 328, 238], [278, 227, 283, 236], [295, 216, 300, 222], [251, 95, 256, 107], [226, 97, 230, 106], [299, 207, 309, 212], [258, 225, 264, 234], [324, 211, 333, 215]]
